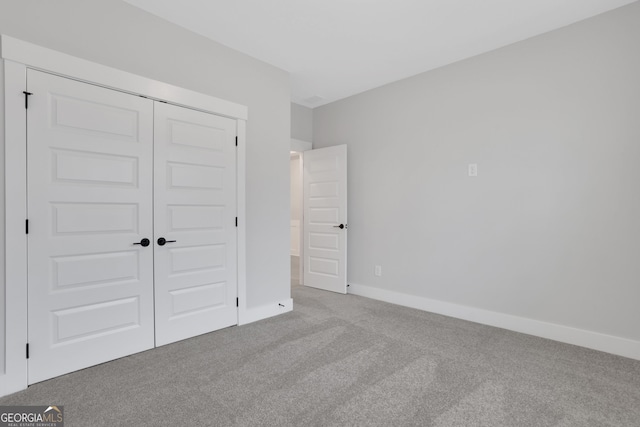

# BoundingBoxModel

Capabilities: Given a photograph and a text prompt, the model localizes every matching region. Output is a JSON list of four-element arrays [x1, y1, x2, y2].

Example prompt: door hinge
[[235, 136, 238, 147], [25, 219, 29, 234], [235, 217, 238, 227], [23, 91, 33, 109], [236, 297, 239, 307], [26, 343, 30, 359]]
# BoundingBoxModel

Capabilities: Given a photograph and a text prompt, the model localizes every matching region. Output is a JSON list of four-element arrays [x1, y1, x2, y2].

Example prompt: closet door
[[26, 70, 155, 384], [153, 102, 238, 346]]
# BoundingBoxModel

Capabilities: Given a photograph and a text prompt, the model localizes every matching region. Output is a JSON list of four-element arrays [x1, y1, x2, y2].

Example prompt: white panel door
[[154, 102, 238, 346], [27, 70, 155, 384], [303, 145, 348, 294]]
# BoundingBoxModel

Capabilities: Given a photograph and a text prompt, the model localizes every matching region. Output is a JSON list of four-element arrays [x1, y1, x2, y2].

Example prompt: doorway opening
[[290, 151, 303, 287]]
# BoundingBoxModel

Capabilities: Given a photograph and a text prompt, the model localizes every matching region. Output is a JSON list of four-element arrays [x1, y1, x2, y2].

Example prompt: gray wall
[[314, 2, 640, 341], [0, 0, 291, 320], [291, 103, 313, 142]]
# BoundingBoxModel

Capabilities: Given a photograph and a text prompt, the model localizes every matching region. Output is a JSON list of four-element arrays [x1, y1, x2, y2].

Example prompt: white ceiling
[[123, 0, 636, 108]]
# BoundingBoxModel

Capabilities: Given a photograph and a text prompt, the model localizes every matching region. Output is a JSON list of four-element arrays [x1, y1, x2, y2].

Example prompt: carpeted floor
[[2, 283, 640, 426]]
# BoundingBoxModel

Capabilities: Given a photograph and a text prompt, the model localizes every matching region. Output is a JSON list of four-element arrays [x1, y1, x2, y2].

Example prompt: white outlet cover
[[468, 163, 478, 177]]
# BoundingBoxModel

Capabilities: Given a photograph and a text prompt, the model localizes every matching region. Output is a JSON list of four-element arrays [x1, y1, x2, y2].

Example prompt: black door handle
[[157, 237, 177, 246], [333, 224, 345, 229], [133, 238, 150, 247]]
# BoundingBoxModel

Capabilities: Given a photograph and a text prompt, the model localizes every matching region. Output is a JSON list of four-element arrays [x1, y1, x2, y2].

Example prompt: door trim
[[2, 58, 28, 397], [1, 35, 248, 396], [1, 35, 247, 120]]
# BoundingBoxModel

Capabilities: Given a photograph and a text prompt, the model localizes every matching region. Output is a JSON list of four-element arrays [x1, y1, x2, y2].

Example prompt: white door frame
[[290, 138, 312, 285], [1, 35, 248, 396]]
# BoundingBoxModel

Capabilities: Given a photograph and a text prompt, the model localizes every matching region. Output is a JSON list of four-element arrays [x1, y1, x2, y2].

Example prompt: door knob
[[133, 238, 150, 247], [333, 224, 345, 229], [157, 237, 177, 246]]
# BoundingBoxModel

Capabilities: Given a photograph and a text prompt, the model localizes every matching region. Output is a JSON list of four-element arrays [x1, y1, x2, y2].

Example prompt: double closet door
[[26, 70, 237, 384]]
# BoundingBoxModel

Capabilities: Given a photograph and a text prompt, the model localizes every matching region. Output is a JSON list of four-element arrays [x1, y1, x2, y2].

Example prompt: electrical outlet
[[374, 265, 382, 277], [468, 163, 478, 177]]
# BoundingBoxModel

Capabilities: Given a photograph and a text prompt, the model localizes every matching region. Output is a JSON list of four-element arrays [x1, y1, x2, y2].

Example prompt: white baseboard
[[348, 283, 640, 361], [239, 298, 293, 326]]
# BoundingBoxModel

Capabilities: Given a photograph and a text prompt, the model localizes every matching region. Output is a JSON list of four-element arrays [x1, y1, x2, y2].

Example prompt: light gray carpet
[[2, 284, 640, 426]]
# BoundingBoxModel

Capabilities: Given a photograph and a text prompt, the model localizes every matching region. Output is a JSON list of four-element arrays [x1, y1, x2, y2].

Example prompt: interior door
[[27, 70, 155, 384], [153, 102, 238, 346], [303, 145, 348, 294]]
